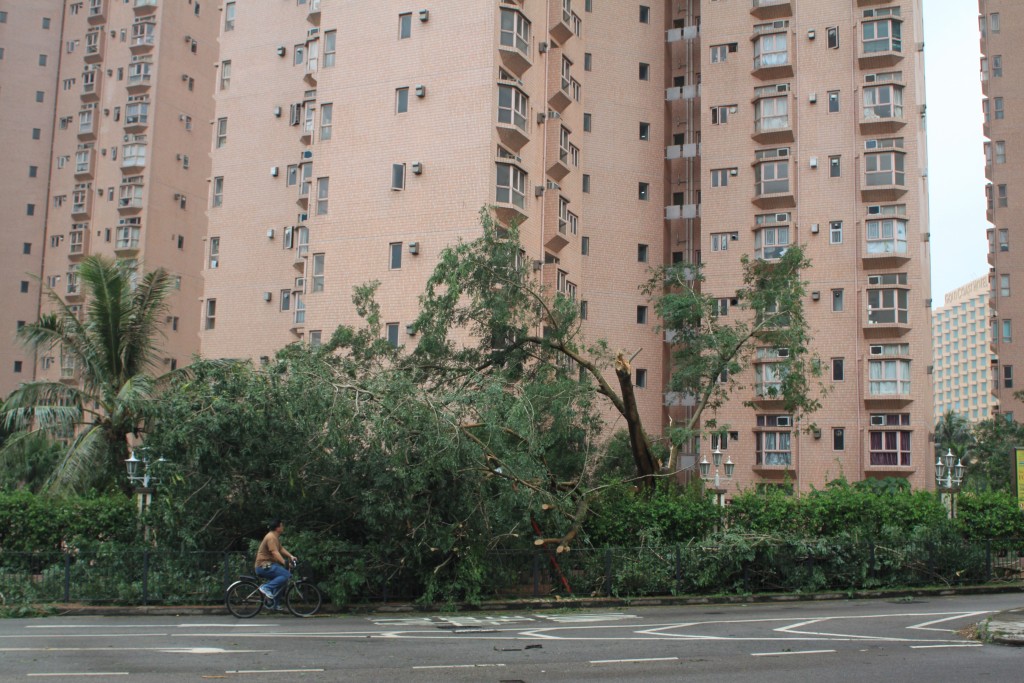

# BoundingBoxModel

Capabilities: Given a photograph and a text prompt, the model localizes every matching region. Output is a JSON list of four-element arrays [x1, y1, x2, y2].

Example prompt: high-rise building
[[0, 2, 64, 398], [931, 275, 996, 422], [3, 0, 935, 495], [31, 0, 218, 384], [979, 0, 1022, 419]]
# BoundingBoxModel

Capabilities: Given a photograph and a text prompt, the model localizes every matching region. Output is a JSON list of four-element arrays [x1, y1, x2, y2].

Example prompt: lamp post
[[125, 447, 164, 521], [699, 447, 734, 507], [934, 448, 964, 519]]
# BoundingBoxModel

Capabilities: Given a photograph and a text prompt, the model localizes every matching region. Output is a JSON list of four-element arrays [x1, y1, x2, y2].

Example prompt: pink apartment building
[[3, 0, 934, 496], [980, 0, 1023, 420]]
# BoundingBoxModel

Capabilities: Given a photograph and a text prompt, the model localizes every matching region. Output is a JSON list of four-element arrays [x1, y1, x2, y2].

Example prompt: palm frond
[[44, 424, 108, 495], [3, 381, 87, 432]]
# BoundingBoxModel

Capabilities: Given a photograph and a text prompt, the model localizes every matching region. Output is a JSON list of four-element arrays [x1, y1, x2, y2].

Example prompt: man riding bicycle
[[254, 518, 296, 611]]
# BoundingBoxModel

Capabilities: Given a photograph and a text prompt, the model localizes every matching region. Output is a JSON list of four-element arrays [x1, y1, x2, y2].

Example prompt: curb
[[983, 607, 1024, 646], [29, 582, 1024, 618]]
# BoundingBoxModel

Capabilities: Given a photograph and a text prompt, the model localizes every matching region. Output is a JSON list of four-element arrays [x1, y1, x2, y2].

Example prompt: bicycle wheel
[[286, 581, 322, 617], [225, 580, 264, 619]]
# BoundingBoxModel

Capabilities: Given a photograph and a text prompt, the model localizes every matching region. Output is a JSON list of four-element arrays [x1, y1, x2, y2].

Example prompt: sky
[[923, 0, 990, 305]]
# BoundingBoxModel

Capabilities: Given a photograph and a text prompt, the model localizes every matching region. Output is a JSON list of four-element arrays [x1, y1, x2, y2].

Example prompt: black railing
[[1, 538, 1022, 606]]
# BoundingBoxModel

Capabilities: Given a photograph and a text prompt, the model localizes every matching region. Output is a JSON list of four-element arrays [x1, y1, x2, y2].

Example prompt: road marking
[[0, 633, 168, 640], [751, 649, 837, 657], [590, 657, 679, 665], [909, 644, 984, 649], [412, 664, 507, 670], [27, 625, 145, 629], [28, 673, 129, 677], [537, 613, 641, 624], [225, 669, 325, 674], [907, 612, 993, 632], [178, 624, 273, 628], [0, 647, 268, 654]]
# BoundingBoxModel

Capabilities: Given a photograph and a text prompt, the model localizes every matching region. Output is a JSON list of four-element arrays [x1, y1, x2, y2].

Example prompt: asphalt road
[[1, 594, 1021, 682]]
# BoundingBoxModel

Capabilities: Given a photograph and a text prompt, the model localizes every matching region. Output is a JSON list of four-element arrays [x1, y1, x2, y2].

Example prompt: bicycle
[[225, 559, 322, 618]]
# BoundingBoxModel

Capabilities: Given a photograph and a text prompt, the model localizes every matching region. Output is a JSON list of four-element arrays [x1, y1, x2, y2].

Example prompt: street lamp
[[700, 447, 734, 507], [125, 447, 164, 518], [934, 448, 964, 519]]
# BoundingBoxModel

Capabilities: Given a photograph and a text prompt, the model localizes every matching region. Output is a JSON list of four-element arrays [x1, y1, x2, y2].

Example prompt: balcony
[[665, 204, 701, 221], [60, 365, 80, 382], [548, 80, 573, 113], [80, 73, 102, 102], [306, 0, 321, 25], [497, 121, 529, 152], [499, 43, 532, 77], [120, 153, 147, 174], [133, 0, 158, 15], [751, 0, 793, 21], [71, 202, 91, 220], [859, 43, 904, 70], [860, 183, 907, 203], [129, 28, 157, 55], [865, 456, 914, 474], [77, 125, 96, 142], [87, 0, 107, 25], [114, 238, 141, 256], [666, 25, 700, 43], [666, 143, 701, 160], [751, 55, 793, 80], [752, 190, 795, 210], [547, 153, 571, 183], [858, 0, 894, 5], [863, 314, 911, 338], [860, 105, 906, 135], [753, 455, 796, 472], [752, 119, 793, 145], [862, 244, 910, 268], [126, 75, 152, 95], [68, 234, 89, 261], [666, 84, 701, 102], [84, 34, 104, 64], [74, 152, 95, 180], [549, 2, 573, 45]]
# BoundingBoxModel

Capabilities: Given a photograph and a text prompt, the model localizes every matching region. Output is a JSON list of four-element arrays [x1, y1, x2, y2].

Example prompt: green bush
[[0, 491, 137, 553]]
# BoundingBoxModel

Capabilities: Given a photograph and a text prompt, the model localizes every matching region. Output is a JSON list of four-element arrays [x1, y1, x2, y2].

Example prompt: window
[[311, 253, 325, 292], [754, 95, 788, 133], [995, 97, 1004, 120], [1004, 365, 1013, 389], [711, 169, 733, 187], [390, 163, 406, 191], [867, 287, 909, 324], [581, 236, 590, 255], [316, 177, 329, 215], [999, 229, 1009, 251], [319, 103, 333, 140], [639, 122, 650, 140], [637, 305, 648, 324], [582, 174, 591, 193], [996, 141, 1006, 164], [639, 5, 650, 23], [829, 220, 843, 244], [390, 242, 403, 269], [833, 428, 845, 451], [219, 60, 231, 90], [637, 244, 648, 263], [32, 128, 41, 140], [1000, 274, 1010, 298], [36, 91, 45, 103], [991, 12, 1001, 33], [828, 90, 840, 113], [323, 31, 336, 68], [500, 8, 531, 54], [639, 62, 650, 80], [204, 299, 216, 330], [710, 44, 736, 63], [224, 1, 235, 30], [584, 52, 592, 71], [497, 84, 528, 131], [216, 118, 227, 148], [386, 323, 400, 347], [396, 87, 409, 113], [399, 12, 412, 39], [870, 429, 911, 467], [993, 55, 1002, 78], [755, 226, 789, 260], [208, 237, 220, 269], [21, 281, 29, 293], [212, 177, 224, 207], [635, 369, 648, 388], [293, 293, 305, 324], [863, 15, 902, 54], [496, 163, 526, 208], [711, 105, 731, 125], [14, 361, 22, 374], [280, 290, 291, 311], [1003, 319, 1012, 343], [832, 288, 844, 312], [754, 31, 788, 69], [583, 112, 592, 132], [39, 54, 48, 67], [294, 44, 305, 65], [580, 300, 589, 319], [865, 138, 905, 186], [827, 26, 839, 49], [710, 232, 737, 252], [832, 358, 844, 381], [998, 184, 1008, 207], [755, 416, 792, 466], [638, 182, 649, 200], [869, 359, 911, 395], [754, 151, 790, 196]]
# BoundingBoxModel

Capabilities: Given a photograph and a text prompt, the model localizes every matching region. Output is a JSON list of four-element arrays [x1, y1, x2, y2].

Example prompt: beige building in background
[[30, 0, 218, 384], [0, 2, 64, 398], [931, 275, 996, 422], [980, 0, 1023, 420]]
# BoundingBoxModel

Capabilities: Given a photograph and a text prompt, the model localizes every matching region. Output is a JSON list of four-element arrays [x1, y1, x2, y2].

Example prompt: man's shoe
[[259, 585, 273, 599], [271, 605, 285, 612]]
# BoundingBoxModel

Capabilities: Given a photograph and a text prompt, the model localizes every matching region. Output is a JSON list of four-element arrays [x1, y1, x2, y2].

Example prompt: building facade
[[683, 0, 933, 493], [931, 275, 996, 422], [0, 2, 64, 398], [980, 0, 1023, 419], [28, 0, 218, 385]]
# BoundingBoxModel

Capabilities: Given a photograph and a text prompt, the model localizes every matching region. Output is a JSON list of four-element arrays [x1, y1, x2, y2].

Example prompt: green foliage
[[2, 256, 176, 494], [966, 417, 1024, 493], [585, 481, 719, 547], [0, 491, 136, 553], [955, 490, 1024, 540]]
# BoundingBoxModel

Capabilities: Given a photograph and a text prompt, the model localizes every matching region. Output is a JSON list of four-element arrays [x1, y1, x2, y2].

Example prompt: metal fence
[[1, 538, 1022, 606]]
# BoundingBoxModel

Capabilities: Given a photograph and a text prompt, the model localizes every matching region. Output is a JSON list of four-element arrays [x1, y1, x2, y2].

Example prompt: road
[[0, 594, 1021, 681]]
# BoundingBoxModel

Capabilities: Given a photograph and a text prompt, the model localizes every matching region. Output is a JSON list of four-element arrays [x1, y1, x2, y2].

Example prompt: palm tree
[[1, 256, 174, 493], [934, 410, 974, 460]]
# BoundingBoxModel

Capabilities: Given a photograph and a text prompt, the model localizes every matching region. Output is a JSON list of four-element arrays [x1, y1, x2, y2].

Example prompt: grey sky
[[924, 0, 989, 305]]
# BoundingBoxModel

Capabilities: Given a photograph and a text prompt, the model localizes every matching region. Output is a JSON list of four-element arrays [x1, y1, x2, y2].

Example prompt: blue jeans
[[255, 564, 290, 607]]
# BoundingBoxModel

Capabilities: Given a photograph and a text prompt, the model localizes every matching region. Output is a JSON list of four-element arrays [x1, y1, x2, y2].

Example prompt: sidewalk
[[984, 606, 1024, 646]]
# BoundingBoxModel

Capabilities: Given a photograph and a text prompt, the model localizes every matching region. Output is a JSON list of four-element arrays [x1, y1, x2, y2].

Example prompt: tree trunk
[[614, 353, 658, 491]]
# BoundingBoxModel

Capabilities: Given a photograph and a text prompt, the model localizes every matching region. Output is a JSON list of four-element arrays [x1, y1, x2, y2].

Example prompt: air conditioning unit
[[302, 150, 313, 160], [868, 275, 882, 285], [535, 185, 545, 197], [415, 84, 426, 97], [776, 83, 789, 93], [865, 74, 877, 83], [411, 162, 423, 175], [777, 148, 789, 157], [123, 135, 131, 142], [408, 242, 419, 255], [307, 27, 319, 38], [298, 213, 308, 222], [418, 9, 429, 21], [209, 259, 218, 269], [546, 181, 560, 190], [870, 415, 886, 426], [776, 416, 792, 427], [266, 228, 275, 239], [777, 348, 790, 358], [870, 345, 884, 355], [184, 35, 193, 43], [538, 41, 549, 53], [181, 73, 189, 81], [776, 213, 790, 222], [548, 111, 561, 119], [294, 277, 305, 291]]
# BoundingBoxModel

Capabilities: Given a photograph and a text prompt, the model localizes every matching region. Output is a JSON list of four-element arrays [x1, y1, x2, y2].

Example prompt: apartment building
[[980, 0, 1023, 420], [684, 0, 933, 493], [0, 2, 64, 398], [28, 0, 218, 383], [200, 0, 668, 434], [932, 275, 996, 422]]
